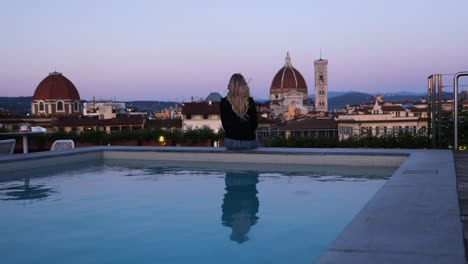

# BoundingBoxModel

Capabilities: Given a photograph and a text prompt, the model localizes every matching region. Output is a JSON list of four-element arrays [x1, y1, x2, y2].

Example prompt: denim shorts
[[224, 138, 258, 150]]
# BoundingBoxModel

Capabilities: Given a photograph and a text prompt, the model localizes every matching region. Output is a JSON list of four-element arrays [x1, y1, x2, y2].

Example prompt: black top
[[220, 97, 258, 140]]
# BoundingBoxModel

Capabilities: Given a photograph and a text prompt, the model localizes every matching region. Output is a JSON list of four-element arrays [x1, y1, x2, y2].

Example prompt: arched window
[[39, 101, 45, 111], [57, 101, 64, 111]]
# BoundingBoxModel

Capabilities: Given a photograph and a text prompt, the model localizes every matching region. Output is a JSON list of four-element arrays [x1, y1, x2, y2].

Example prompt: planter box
[[109, 139, 138, 146], [76, 142, 100, 148], [179, 140, 212, 147], [15, 140, 53, 153], [142, 140, 165, 146]]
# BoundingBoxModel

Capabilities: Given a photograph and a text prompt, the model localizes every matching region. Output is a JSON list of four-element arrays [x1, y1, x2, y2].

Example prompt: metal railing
[[428, 71, 468, 149], [454, 72, 468, 149]]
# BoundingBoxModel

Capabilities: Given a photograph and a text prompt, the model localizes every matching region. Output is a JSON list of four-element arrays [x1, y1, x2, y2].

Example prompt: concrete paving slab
[[317, 249, 464, 264], [316, 150, 465, 264]]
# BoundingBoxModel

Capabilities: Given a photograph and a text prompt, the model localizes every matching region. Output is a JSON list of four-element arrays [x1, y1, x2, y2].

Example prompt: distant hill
[[254, 98, 269, 103], [328, 92, 437, 110], [328, 91, 352, 98], [309, 91, 351, 100], [382, 91, 425, 97], [382, 94, 424, 102], [124, 101, 180, 114], [383, 91, 453, 102], [328, 92, 373, 110], [0, 96, 32, 116]]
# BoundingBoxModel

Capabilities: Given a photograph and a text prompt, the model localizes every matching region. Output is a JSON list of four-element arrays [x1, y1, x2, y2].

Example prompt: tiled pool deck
[[0, 147, 465, 263], [455, 151, 468, 264]]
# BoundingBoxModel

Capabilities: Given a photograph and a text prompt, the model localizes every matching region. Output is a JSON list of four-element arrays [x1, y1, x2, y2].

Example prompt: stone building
[[53, 115, 145, 132], [314, 57, 328, 112], [269, 52, 312, 117], [26, 71, 149, 132], [181, 101, 222, 132], [31, 72, 82, 116], [336, 94, 428, 139]]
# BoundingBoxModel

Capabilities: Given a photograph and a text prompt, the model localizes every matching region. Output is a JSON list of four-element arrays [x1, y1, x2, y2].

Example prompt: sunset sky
[[2, 0, 468, 101]]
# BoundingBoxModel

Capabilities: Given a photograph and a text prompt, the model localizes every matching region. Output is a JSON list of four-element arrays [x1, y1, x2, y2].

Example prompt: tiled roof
[[33, 72, 80, 100], [407, 107, 427, 112], [381, 105, 405, 111], [53, 115, 144, 126], [145, 118, 182, 129], [279, 118, 337, 130], [0, 108, 17, 118], [258, 116, 280, 124], [0, 118, 53, 126], [181, 102, 220, 115], [338, 118, 426, 124], [204, 92, 223, 102], [270, 66, 307, 94]]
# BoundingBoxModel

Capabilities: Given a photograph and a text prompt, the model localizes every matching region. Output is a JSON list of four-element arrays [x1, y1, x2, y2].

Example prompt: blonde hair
[[227, 73, 250, 120]]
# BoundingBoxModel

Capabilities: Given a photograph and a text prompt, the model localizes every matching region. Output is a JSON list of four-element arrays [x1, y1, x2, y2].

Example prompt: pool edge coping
[[0, 146, 411, 164]]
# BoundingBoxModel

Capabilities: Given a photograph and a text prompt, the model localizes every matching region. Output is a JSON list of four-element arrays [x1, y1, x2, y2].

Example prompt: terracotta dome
[[32, 72, 80, 100], [270, 53, 307, 94]]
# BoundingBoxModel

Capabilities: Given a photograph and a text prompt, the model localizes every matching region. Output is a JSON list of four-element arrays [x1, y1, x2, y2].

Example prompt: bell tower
[[314, 54, 328, 112]]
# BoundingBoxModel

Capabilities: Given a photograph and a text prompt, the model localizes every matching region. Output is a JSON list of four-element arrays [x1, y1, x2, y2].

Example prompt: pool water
[[0, 160, 391, 264]]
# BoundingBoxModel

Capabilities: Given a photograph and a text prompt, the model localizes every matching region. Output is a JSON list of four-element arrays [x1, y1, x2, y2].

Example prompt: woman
[[220, 73, 258, 150]]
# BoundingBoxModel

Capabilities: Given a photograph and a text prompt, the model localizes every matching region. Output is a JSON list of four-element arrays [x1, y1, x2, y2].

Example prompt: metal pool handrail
[[454, 71, 468, 149]]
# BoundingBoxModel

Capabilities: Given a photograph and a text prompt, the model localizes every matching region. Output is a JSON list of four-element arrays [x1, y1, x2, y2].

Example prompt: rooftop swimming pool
[[0, 147, 463, 263]]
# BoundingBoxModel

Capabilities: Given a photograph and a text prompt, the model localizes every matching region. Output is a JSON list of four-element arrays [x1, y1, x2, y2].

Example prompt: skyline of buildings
[[3, 51, 467, 102], [2, 1, 468, 100], [0, 61, 442, 139], [4, 54, 464, 104]]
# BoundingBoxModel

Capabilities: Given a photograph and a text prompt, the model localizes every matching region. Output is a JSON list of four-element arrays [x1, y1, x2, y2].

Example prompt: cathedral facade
[[269, 52, 328, 118], [269, 52, 312, 117]]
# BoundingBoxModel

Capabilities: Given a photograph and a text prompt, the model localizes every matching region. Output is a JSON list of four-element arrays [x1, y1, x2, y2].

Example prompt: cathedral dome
[[270, 53, 307, 95], [32, 72, 80, 100]]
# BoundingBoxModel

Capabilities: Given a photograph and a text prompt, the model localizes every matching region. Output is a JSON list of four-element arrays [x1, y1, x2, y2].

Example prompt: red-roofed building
[[145, 118, 182, 131], [31, 72, 82, 116], [181, 101, 222, 131], [279, 118, 337, 131], [52, 114, 145, 132], [269, 52, 313, 117]]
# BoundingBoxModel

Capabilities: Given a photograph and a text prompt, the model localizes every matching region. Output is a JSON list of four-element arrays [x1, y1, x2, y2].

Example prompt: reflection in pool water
[[221, 172, 260, 243], [0, 160, 392, 264], [0, 178, 56, 201]]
